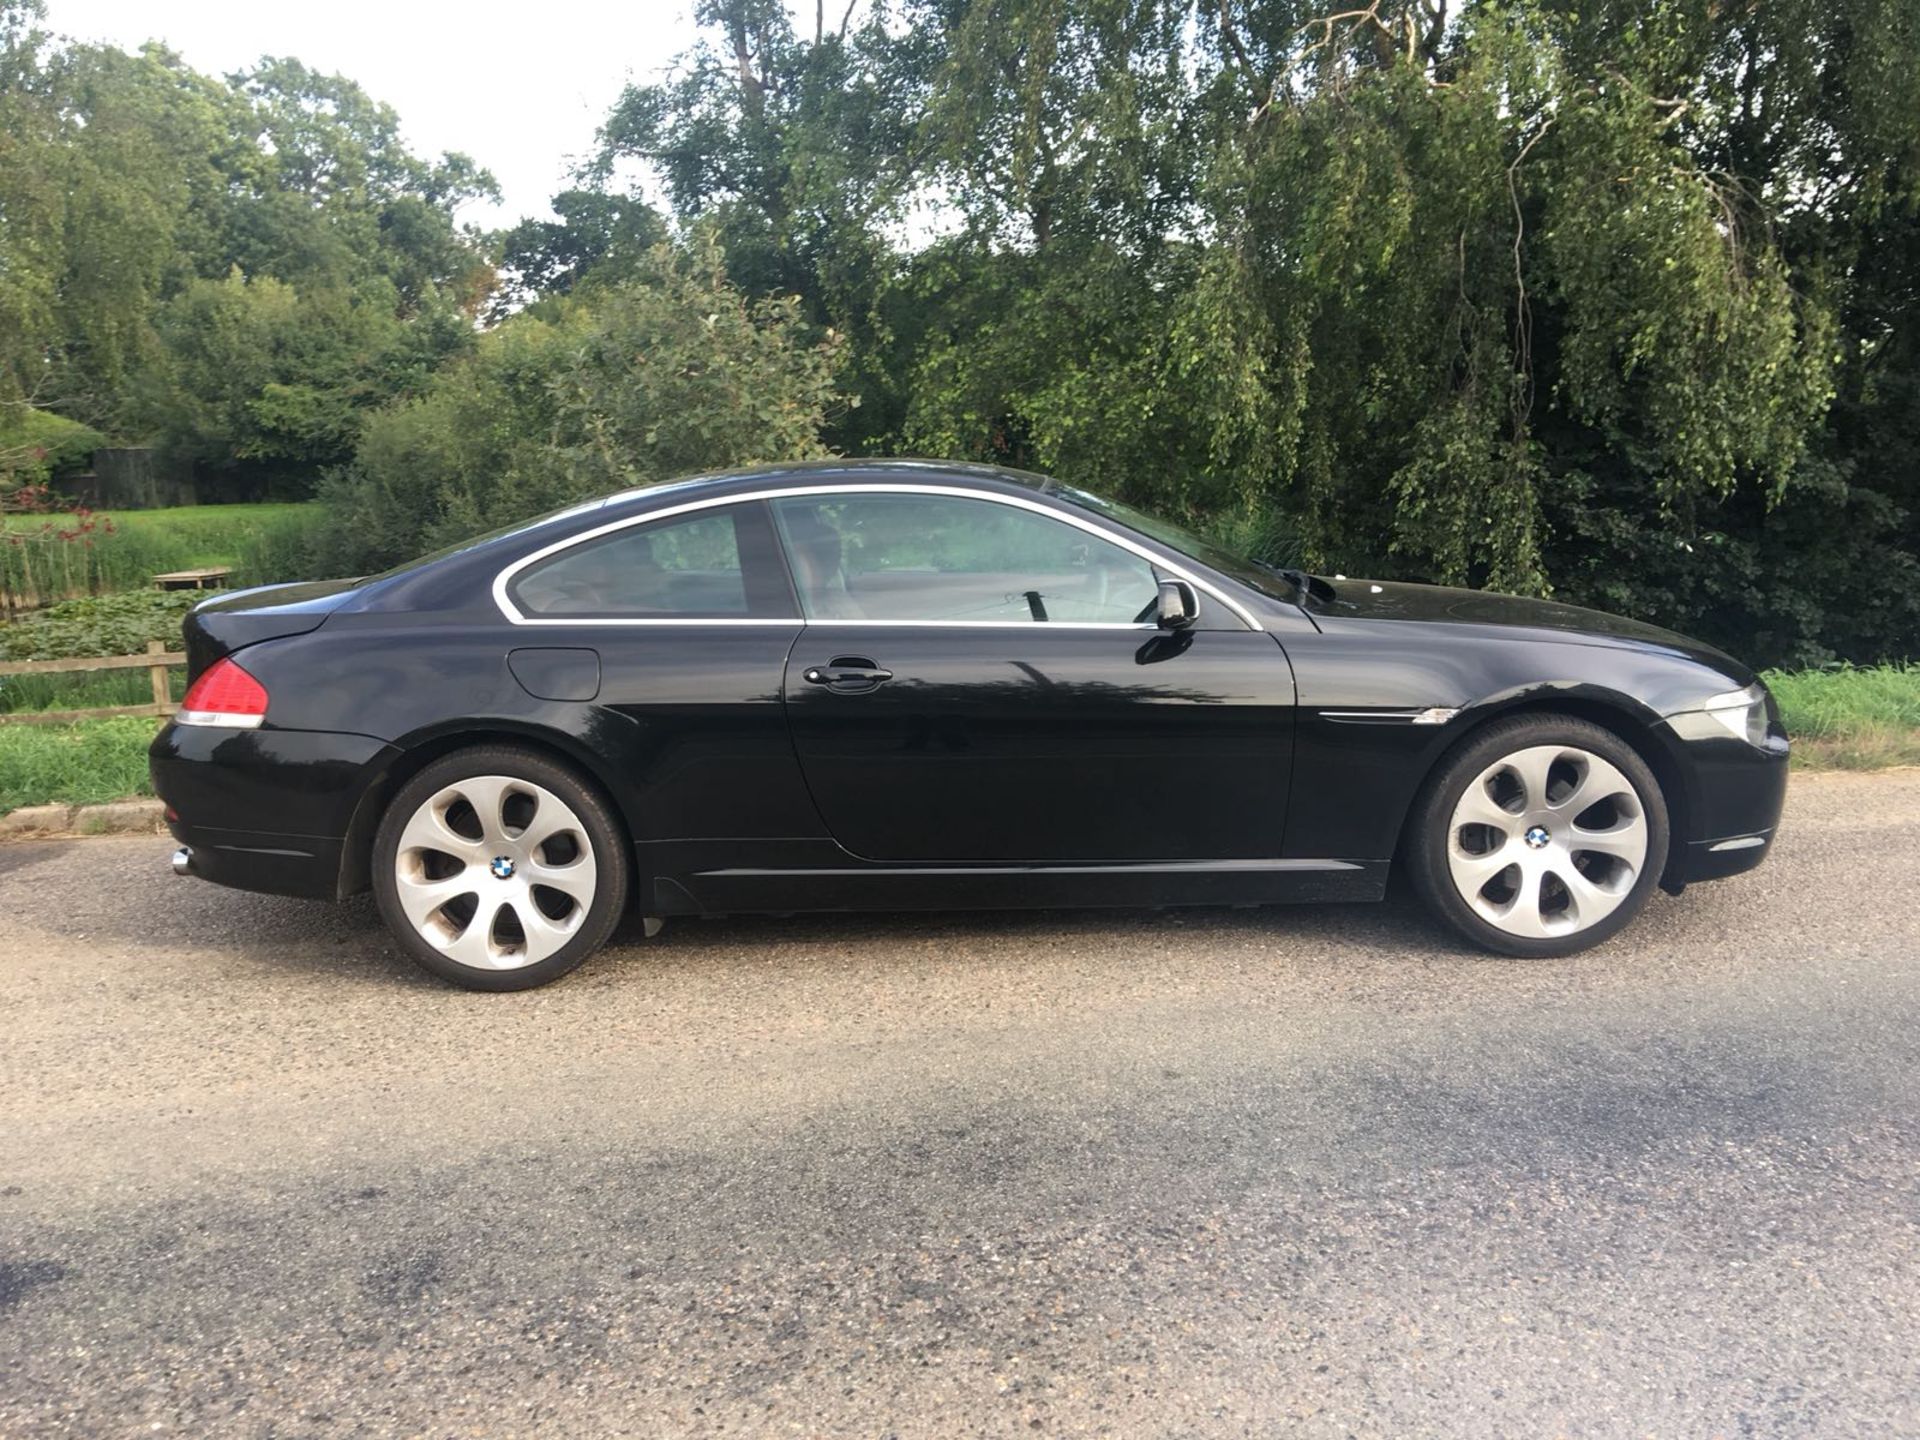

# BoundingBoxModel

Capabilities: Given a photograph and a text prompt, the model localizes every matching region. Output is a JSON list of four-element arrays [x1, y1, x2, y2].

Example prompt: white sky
[[43, 0, 756, 228]]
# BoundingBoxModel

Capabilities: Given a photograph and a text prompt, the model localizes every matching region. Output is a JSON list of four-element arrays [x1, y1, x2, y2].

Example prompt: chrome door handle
[[802, 659, 893, 691]]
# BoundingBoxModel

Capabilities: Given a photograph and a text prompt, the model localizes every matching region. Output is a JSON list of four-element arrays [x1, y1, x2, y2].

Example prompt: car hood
[[1308, 577, 1754, 683]]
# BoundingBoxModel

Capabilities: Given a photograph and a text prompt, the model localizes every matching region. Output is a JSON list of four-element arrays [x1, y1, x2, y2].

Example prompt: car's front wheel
[[372, 746, 629, 991], [1408, 714, 1669, 957]]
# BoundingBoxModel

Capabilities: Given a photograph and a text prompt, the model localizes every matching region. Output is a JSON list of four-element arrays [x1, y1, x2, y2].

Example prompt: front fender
[[1279, 622, 1747, 862]]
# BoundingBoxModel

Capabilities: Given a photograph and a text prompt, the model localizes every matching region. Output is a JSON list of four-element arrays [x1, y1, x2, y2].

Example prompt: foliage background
[[1, 503, 319, 603], [3, 0, 1918, 669]]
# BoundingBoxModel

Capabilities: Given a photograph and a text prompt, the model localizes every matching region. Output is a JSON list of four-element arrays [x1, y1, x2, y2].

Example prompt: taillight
[[177, 657, 268, 729]]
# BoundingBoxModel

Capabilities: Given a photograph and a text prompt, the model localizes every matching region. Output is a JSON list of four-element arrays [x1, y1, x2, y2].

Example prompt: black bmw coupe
[[152, 460, 1788, 990]]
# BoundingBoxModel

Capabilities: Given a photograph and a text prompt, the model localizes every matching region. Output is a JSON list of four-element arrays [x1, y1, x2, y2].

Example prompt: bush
[[0, 410, 107, 492], [0, 590, 200, 662], [0, 591, 198, 716], [318, 237, 845, 574], [231, 504, 337, 584]]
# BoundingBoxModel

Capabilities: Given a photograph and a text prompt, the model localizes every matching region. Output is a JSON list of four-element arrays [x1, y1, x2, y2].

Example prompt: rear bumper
[[150, 722, 396, 900], [166, 828, 347, 900]]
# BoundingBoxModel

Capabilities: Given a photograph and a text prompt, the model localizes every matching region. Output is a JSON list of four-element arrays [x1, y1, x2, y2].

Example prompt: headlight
[[1700, 683, 1771, 746]]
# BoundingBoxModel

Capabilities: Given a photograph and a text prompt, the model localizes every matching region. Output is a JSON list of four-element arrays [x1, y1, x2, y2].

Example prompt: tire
[[1406, 713, 1669, 958], [371, 745, 630, 991]]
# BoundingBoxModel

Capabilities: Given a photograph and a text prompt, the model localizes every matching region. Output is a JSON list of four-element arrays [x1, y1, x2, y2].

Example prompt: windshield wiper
[[1267, 565, 1324, 604]]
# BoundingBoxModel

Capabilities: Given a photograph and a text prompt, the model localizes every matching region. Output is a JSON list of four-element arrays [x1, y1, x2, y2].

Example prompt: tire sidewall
[[372, 746, 630, 991], [1410, 715, 1670, 958]]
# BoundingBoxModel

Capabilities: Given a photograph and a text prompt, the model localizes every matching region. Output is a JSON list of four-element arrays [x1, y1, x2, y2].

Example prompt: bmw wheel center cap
[[1523, 825, 1551, 850], [490, 856, 516, 880]]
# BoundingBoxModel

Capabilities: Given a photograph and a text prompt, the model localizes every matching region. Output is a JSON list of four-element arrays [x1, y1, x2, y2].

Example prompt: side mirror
[[1156, 577, 1199, 629]]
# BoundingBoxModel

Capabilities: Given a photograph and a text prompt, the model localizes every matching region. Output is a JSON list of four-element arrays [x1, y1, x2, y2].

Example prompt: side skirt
[[648, 857, 1388, 916]]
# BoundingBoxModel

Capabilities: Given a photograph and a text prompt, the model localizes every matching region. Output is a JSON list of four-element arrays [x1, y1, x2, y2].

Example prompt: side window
[[510, 503, 787, 618], [770, 493, 1160, 624]]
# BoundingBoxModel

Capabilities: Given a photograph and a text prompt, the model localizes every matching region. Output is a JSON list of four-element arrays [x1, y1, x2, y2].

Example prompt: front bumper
[[150, 722, 396, 900], [1676, 829, 1778, 885], [1658, 709, 1791, 889]]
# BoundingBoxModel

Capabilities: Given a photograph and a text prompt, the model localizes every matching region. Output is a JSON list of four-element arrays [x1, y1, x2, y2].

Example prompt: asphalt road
[[2, 772, 1917, 1438]]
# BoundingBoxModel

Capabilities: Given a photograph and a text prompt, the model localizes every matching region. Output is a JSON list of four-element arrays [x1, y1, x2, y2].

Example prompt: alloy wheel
[[1445, 744, 1649, 940], [391, 775, 598, 970]]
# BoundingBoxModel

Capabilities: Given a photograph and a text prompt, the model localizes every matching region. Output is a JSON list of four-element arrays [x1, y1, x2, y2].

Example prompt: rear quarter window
[[507, 503, 792, 619]]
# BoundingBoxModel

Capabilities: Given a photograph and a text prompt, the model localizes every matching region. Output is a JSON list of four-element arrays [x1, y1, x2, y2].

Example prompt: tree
[[321, 235, 846, 571], [122, 270, 465, 494], [0, 0, 61, 408], [577, 2, 928, 446], [219, 58, 497, 309], [881, 0, 1918, 660], [8, 0, 1916, 664], [0, 17, 495, 497], [491, 189, 669, 316], [0, 17, 212, 418]]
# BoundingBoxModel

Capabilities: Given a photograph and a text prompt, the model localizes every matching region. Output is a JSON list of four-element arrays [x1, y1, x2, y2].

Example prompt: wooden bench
[[152, 567, 230, 592]]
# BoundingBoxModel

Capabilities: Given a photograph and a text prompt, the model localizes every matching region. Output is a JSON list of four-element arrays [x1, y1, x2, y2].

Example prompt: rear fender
[[335, 717, 638, 898]]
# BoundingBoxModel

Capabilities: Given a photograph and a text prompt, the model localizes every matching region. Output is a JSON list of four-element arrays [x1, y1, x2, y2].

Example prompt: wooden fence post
[[147, 639, 171, 714]]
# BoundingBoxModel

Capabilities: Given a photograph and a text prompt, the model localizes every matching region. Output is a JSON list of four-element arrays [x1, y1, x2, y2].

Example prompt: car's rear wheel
[[1408, 714, 1669, 957], [372, 746, 629, 991]]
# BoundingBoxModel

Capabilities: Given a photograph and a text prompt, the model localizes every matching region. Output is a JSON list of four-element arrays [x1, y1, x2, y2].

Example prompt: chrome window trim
[[490, 482, 1263, 632], [478, 617, 1162, 631]]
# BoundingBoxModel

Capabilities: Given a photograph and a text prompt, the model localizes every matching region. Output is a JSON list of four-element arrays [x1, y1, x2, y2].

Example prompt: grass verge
[[0, 668, 185, 715], [1763, 663, 1920, 769], [0, 717, 156, 813]]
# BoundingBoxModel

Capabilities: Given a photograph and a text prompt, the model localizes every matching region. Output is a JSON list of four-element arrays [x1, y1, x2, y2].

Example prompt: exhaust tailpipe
[[171, 847, 194, 878]]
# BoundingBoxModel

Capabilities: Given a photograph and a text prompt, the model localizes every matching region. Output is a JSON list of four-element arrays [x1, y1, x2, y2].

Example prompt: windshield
[[1044, 484, 1298, 602]]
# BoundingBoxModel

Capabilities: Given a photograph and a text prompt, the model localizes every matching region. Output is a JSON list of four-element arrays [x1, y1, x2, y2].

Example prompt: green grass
[[0, 717, 156, 813], [1763, 663, 1920, 769], [1, 502, 326, 601], [0, 669, 184, 716], [0, 500, 306, 538]]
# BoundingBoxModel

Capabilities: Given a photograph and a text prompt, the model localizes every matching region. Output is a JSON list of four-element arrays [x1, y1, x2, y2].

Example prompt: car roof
[[599, 457, 1056, 511], [353, 459, 1068, 611]]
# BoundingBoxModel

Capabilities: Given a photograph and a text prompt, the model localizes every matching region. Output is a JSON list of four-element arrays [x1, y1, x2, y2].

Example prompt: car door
[[773, 488, 1296, 864]]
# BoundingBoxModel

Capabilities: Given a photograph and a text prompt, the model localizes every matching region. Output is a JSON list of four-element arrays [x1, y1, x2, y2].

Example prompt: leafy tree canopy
[[515, 0, 1920, 666], [320, 234, 845, 572], [5, 0, 1917, 665], [0, 0, 493, 493]]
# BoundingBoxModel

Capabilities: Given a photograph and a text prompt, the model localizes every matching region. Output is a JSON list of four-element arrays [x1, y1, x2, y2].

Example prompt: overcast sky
[[42, 0, 752, 227]]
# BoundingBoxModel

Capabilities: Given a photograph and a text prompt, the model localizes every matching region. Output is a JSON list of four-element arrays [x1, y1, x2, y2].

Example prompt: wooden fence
[[0, 641, 183, 725]]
